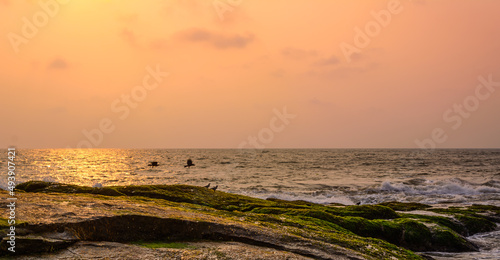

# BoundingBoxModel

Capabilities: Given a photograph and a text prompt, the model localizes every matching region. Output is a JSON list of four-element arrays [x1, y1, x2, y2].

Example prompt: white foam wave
[[0, 179, 7, 191], [42, 176, 56, 183], [380, 180, 500, 196]]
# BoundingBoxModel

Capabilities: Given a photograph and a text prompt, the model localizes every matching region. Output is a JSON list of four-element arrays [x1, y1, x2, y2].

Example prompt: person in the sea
[[185, 159, 195, 168]]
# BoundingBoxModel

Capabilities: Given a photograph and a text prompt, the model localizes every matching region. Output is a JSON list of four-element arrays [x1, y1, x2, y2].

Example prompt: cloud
[[150, 38, 168, 50], [270, 69, 285, 78], [309, 97, 322, 105], [48, 58, 68, 69], [282, 47, 317, 60], [350, 53, 366, 62], [121, 28, 137, 46], [348, 48, 384, 63], [308, 97, 336, 108], [177, 28, 254, 49], [308, 63, 379, 79], [313, 55, 340, 66]]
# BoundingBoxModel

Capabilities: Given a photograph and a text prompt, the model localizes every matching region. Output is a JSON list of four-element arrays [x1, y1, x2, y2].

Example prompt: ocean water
[[1, 148, 499, 258]]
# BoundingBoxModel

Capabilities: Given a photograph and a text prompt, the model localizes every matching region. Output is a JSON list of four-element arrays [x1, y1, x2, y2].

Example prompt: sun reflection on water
[[20, 149, 141, 186]]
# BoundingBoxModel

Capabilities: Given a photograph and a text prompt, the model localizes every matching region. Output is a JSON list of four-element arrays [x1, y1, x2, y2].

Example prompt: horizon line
[[5, 147, 500, 150]]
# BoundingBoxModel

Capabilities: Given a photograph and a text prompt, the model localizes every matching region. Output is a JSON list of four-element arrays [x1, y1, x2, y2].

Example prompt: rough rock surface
[[12, 241, 315, 260], [0, 190, 364, 260], [2, 182, 498, 259]]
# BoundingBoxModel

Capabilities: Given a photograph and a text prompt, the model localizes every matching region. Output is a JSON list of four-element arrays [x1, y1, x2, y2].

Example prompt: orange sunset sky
[[1, 0, 499, 148]]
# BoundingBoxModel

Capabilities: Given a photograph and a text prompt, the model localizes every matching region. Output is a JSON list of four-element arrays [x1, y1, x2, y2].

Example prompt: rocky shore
[[1, 181, 499, 259]]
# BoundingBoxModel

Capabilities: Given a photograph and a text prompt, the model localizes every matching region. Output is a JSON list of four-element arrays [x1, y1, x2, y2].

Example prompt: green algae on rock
[[378, 202, 432, 212], [5, 181, 500, 259]]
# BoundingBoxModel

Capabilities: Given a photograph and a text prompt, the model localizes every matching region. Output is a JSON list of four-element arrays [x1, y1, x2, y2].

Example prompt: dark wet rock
[[0, 236, 76, 255], [425, 207, 498, 236], [454, 215, 497, 235], [428, 226, 478, 252]]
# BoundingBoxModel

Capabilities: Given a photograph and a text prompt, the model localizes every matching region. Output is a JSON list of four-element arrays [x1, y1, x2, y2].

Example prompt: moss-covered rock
[[400, 213, 467, 236], [454, 214, 496, 235], [16, 181, 125, 197], [468, 204, 500, 214], [12, 181, 499, 258], [15, 181, 53, 192], [327, 205, 400, 220], [0, 218, 9, 229], [429, 226, 478, 252], [378, 202, 432, 212], [426, 206, 498, 235]]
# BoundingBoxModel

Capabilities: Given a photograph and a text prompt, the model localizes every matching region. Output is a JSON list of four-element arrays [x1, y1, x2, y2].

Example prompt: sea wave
[[379, 180, 500, 196], [237, 190, 356, 205]]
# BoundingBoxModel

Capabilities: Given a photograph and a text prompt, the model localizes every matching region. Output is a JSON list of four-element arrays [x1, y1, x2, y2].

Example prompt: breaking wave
[[379, 179, 500, 196]]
